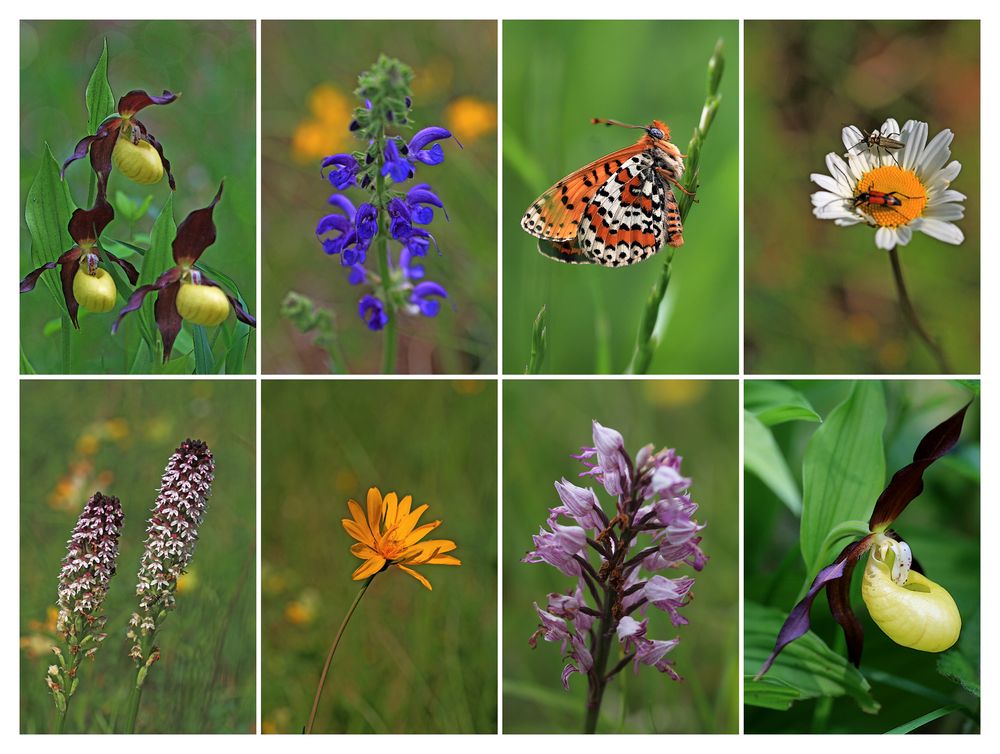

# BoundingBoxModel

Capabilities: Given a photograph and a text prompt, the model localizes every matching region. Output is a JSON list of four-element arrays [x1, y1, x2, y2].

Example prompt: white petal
[[811, 173, 847, 195], [935, 189, 967, 204], [875, 227, 899, 250], [917, 218, 965, 245], [915, 129, 953, 181], [923, 202, 965, 221], [937, 160, 963, 183], [834, 215, 865, 227], [842, 125, 865, 154], [882, 118, 902, 138], [894, 225, 913, 246], [824, 153, 854, 191], [900, 120, 927, 172]]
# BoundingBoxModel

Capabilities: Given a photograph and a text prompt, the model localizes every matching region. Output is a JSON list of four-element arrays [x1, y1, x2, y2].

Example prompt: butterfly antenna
[[591, 118, 645, 130]]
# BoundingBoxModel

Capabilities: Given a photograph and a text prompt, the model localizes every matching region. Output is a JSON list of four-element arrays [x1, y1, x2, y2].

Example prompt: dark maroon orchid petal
[[154, 282, 183, 361], [61, 120, 120, 179], [142, 130, 176, 191], [869, 403, 972, 531], [104, 248, 139, 285], [117, 89, 178, 117], [202, 276, 257, 327], [824, 538, 872, 667], [756, 537, 872, 679], [59, 254, 83, 328], [68, 198, 115, 244], [173, 182, 224, 264], [111, 267, 181, 334], [20, 246, 82, 292]]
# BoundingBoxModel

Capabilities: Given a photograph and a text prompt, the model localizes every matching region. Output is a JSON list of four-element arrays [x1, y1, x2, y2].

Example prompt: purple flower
[[406, 183, 448, 224], [642, 574, 695, 626], [359, 294, 389, 331], [398, 247, 425, 280], [575, 420, 631, 496], [354, 202, 378, 247], [408, 126, 459, 166], [553, 478, 605, 531], [387, 197, 413, 239], [523, 521, 586, 577], [409, 280, 448, 317], [321, 153, 360, 189], [382, 138, 414, 182]]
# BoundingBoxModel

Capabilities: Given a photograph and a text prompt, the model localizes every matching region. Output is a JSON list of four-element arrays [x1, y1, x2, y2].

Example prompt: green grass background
[[502, 379, 739, 732], [19, 20, 257, 374], [261, 380, 497, 733], [745, 21, 980, 374], [261, 21, 498, 374], [745, 380, 980, 733], [19, 380, 256, 733], [502, 21, 739, 375]]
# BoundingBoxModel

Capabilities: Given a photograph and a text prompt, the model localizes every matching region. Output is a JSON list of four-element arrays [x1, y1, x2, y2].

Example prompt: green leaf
[[114, 190, 136, 221], [800, 381, 886, 578], [191, 325, 215, 374], [139, 195, 176, 351], [24, 144, 76, 313], [744, 601, 880, 714], [196, 260, 252, 374], [20, 346, 37, 374], [745, 381, 822, 426], [884, 704, 963, 734], [85, 38, 115, 135], [745, 410, 801, 516], [936, 649, 980, 697]]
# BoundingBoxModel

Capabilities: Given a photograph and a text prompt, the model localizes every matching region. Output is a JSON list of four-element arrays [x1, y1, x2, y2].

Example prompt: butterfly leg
[[656, 167, 697, 199]]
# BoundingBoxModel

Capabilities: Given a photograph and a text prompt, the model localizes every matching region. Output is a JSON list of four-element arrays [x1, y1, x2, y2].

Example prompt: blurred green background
[[745, 21, 980, 374], [503, 21, 738, 375], [261, 21, 498, 374], [19, 20, 257, 374], [502, 380, 738, 732], [745, 380, 980, 733], [20, 380, 256, 733], [261, 380, 497, 733]]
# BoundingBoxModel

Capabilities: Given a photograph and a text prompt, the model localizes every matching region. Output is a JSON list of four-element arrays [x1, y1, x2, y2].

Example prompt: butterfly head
[[648, 120, 670, 141]]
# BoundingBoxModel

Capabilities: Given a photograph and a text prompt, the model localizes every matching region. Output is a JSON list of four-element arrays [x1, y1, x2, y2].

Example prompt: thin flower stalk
[[49, 492, 124, 733], [628, 39, 724, 374], [524, 421, 707, 733], [123, 439, 214, 733]]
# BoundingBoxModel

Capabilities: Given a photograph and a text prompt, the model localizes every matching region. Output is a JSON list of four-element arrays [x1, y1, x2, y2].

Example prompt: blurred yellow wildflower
[[292, 84, 352, 163], [445, 96, 497, 144], [412, 58, 454, 99], [642, 380, 708, 407], [176, 569, 198, 594], [342, 487, 460, 590]]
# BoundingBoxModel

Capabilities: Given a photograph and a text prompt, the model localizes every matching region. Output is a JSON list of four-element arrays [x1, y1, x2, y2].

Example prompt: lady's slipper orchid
[[62, 89, 178, 191], [111, 182, 256, 360], [19, 197, 138, 327], [756, 402, 971, 677]]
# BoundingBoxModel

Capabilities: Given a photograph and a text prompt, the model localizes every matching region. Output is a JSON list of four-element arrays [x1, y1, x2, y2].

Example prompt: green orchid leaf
[[800, 381, 886, 579], [745, 410, 801, 516], [24, 144, 76, 313], [936, 649, 980, 698], [744, 602, 879, 714], [139, 195, 176, 351], [192, 324, 215, 375], [85, 38, 115, 135], [885, 704, 964, 734], [745, 381, 822, 426]]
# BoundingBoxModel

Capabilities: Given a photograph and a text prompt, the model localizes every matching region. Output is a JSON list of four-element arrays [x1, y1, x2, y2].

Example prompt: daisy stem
[[627, 38, 724, 375], [888, 248, 952, 373], [305, 575, 376, 734]]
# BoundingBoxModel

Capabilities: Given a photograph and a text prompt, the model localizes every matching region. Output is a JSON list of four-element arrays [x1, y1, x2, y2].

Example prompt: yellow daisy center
[[854, 165, 927, 228]]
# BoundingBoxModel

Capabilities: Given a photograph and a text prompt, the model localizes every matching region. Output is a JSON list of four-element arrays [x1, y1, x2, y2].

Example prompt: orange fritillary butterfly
[[521, 119, 689, 267]]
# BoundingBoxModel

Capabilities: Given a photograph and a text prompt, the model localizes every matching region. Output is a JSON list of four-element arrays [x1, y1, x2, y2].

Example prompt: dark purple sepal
[[117, 89, 178, 117], [141, 129, 176, 191], [172, 183, 223, 264], [59, 253, 83, 328], [824, 538, 871, 667], [111, 267, 181, 334], [104, 248, 140, 285], [62, 120, 120, 179], [154, 282, 183, 361], [868, 402, 972, 531], [69, 198, 115, 244]]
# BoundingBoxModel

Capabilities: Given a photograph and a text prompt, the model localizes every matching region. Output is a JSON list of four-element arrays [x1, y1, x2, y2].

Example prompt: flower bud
[[72, 267, 116, 312], [112, 137, 164, 185], [862, 544, 961, 653], [176, 281, 230, 326]]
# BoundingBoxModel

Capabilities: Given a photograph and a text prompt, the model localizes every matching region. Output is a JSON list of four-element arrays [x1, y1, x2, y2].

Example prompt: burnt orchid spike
[[524, 420, 706, 733], [48, 493, 123, 718], [756, 400, 973, 679], [127, 439, 213, 672]]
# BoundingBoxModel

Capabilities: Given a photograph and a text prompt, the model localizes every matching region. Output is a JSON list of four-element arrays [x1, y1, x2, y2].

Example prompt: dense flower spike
[[111, 182, 256, 360], [341, 486, 461, 590], [48, 493, 123, 715], [127, 440, 214, 672], [314, 55, 459, 340], [20, 197, 138, 327], [63, 89, 179, 192], [524, 420, 706, 730], [811, 118, 965, 250], [756, 402, 971, 678]]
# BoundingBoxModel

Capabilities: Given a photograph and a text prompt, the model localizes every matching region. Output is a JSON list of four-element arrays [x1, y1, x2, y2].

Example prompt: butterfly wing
[[521, 145, 645, 241]]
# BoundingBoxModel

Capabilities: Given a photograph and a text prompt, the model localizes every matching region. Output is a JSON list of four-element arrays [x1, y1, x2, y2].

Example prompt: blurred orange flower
[[292, 84, 353, 163], [445, 96, 497, 144]]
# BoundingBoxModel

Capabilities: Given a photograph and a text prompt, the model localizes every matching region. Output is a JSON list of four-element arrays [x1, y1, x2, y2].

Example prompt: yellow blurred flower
[[412, 58, 454, 99], [292, 84, 353, 163], [176, 569, 198, 595], [342, 487, 460, 590], [642, 380, 708, 407], [284, 600, 314, 625], [445, 96, 497, 144]]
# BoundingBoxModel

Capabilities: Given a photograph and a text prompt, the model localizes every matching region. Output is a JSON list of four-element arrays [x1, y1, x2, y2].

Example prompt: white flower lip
[[811, 118, 966, 250]]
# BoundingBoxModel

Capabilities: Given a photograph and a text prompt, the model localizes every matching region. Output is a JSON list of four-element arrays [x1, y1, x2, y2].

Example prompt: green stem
[[525, 304, 547, 374], [60, 313, 72, 373], [888, 247, 952, 373], [374, 141, 397, 374], [54, 700, 69, 734], [123, 672, 144, 734], [305, 575, 375, 734], [584, 584, 614, 733]]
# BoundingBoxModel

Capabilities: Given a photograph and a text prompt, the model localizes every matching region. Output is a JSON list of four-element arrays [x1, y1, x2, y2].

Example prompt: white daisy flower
[[810, 118, 966, 250]]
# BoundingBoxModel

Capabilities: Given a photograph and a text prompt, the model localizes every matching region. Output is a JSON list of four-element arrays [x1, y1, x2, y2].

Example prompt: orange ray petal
[[347, 499, 369, 530], [383, 492, 399, 527], [352, 555, 385, 580], [350, 542, 380, 560], [395, 504, 429, 540], [396, 564, 433, 591], [397, 495, 413, 520], [401, 539, 458, 564], [403, 520, 441, 547], [427, 554, 462, 566], [366, 487, 383, 536], [341, 518, 375, 547]]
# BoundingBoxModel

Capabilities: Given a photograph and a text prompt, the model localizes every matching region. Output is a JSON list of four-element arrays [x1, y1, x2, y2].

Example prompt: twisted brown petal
[[173, 182, 224, 264]]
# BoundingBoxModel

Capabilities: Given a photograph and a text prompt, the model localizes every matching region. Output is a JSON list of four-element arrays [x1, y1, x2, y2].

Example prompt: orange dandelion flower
[[342, 486, 460, 590]]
